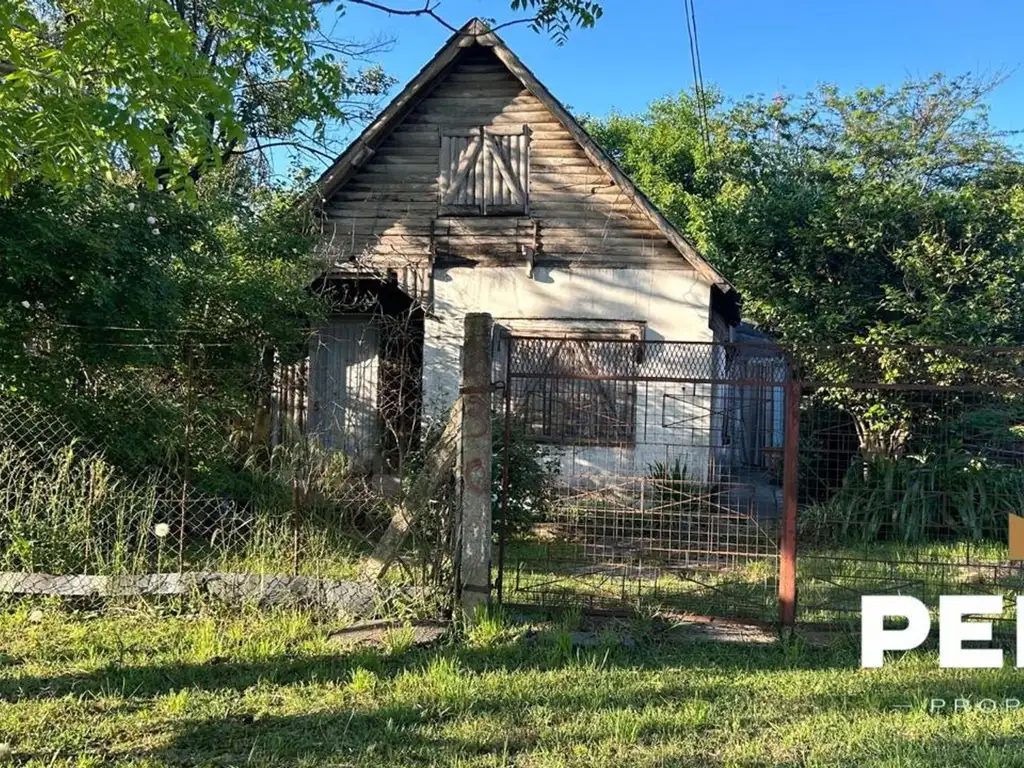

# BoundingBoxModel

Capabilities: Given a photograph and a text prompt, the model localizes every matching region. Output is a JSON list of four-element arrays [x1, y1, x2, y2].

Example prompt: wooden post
[[459, 313, 494, 616], [779, 378, 801, 628]]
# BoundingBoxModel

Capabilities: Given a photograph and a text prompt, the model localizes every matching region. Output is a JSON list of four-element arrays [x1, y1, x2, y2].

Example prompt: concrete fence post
[[459, 312, 494, 616]]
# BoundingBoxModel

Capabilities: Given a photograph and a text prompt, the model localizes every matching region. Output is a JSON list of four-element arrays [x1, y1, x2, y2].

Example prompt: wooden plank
[[439, 133, 451, 204], [449, 62, 508, 73], [384, 124, 568, 139], [373, 146, 442, 160], [485, 142, 496, 207], [519, 132, 529, 211], [482, 133, 524, 204], [435, 253, 690, 268], [532, 208, 652, 223], [529, 139, 582, 151], [326, 201, 438, 214], [530, 157, 595, 169], [467, 135, 479, 206], [443, 71, 528, 84], [353, 172, 438, 186], [424, 86, 528, 100], [338, 183, 439, 195], [378, 133, 441, 149], [401, 110, 559, 125], [531, 169, 612, 181], [362, 157, 441, 169], [434, 216, 531, 230], [437, 235, 528, 246], [329, 191, 437, 203], [325, 234, 434, 254], [418, 95, 539, 110], [540, 226, 667, 240], [539, 237, 672, 252], [541, 256, 694, 269], [328, 222, 435, 236], [361, 400, 463, 581]]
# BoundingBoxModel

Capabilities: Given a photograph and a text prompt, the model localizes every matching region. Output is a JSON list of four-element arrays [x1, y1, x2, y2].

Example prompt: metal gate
[[494, 335, 794, 622]]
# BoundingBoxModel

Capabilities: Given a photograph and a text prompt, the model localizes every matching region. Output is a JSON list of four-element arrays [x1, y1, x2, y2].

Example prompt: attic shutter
[[440, 127, 529, 214]]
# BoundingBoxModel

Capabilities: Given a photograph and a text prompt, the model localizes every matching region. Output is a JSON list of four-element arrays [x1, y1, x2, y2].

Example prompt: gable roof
[[312, 18, 735, 295]]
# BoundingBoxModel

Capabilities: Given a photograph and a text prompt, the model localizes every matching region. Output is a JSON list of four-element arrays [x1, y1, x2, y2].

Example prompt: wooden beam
[[361, 399, 463, 581]]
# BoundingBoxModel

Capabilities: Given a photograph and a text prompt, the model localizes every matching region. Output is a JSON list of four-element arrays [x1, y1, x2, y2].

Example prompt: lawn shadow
[[7, 619, 1024, 766], [0, 620, 859, 704]]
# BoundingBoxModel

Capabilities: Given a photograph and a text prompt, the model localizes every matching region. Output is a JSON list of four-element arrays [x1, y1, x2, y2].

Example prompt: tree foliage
[[0, 167, 325, 393], [586, 74, 1024, 450], [1, 0, 604, 194]]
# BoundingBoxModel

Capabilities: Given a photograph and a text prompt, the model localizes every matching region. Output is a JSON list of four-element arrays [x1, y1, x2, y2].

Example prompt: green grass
[[1, 605, 1024, 766], [502, 538, 1023, 626]]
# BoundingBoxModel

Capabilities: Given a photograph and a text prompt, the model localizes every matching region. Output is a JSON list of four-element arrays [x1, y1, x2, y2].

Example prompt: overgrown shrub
[[493, 418, 559, 540], [406, 410, 558, 543], [801, 451, 1024, 545], [0, 438, 383, 578], [0, 444, 163, 574]]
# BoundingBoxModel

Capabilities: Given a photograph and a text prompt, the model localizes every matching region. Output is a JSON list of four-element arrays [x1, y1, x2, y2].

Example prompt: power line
[[683, 0, 712, 158]]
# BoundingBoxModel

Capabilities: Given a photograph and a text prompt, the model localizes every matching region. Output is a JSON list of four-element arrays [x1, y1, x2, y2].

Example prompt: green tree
[[586, 74, 1024, 454], [0, 0, 603, 194]]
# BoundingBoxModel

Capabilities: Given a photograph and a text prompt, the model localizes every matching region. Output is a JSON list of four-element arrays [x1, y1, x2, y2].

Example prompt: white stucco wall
[[424, 266, 719, 481]]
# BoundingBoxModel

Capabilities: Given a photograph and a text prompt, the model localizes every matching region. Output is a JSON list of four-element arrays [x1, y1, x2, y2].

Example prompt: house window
[[497, 320, 643, 446], [439, 127, 529, 215]]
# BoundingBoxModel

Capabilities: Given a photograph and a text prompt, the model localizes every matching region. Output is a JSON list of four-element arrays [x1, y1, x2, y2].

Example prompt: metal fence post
[[779, 378, 801, 628], [459, 313, 494, 616]]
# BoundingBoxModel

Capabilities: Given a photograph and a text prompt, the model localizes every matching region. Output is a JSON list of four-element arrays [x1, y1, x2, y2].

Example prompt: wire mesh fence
[[0, 321, 452, 614], [495, 337, 788, 621], [797, 371, 1024, 627], [7, 320, 1024, 627], [495, 337, 1024, 627]]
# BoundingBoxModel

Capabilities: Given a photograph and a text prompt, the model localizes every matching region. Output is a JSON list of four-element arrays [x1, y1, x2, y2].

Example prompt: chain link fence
[[0, 324, 453, 614], [8, 321, 1024, 628]]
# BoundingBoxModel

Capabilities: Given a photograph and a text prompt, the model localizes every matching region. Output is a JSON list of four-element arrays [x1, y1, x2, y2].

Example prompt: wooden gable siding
[[320, 46, 691, 274]]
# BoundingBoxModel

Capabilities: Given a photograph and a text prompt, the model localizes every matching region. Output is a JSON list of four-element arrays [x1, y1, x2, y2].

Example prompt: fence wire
[[7, 325, 1024, 628], [496, 337, 1024, 627], [0, 324, 451, 614], [496, 337, 787, 621]]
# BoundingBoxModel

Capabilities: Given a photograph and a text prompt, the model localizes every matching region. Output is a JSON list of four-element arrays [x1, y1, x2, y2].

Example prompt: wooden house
[[285, 17, 773, 481]]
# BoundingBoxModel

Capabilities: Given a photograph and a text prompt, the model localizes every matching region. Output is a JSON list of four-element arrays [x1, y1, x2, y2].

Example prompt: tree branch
[[230, 140, 338, 162], [346, 0, 457, 32], [488, 16, 542, 33]]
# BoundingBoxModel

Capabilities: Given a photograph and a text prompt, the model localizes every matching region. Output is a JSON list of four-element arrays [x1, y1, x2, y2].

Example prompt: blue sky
[[308, 0, 1024, 169]]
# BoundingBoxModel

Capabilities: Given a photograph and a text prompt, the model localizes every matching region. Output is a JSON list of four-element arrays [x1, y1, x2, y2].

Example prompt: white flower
[[154, 523, 170, 538], [146, 215, 157, 226], [20, 301, 30, 309], [151, 228, 160, 236], [127, 202, 136, 212]]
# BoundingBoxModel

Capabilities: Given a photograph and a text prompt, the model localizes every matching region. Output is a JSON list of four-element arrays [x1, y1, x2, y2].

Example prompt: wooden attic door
[[440, 128, 529, 215]]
